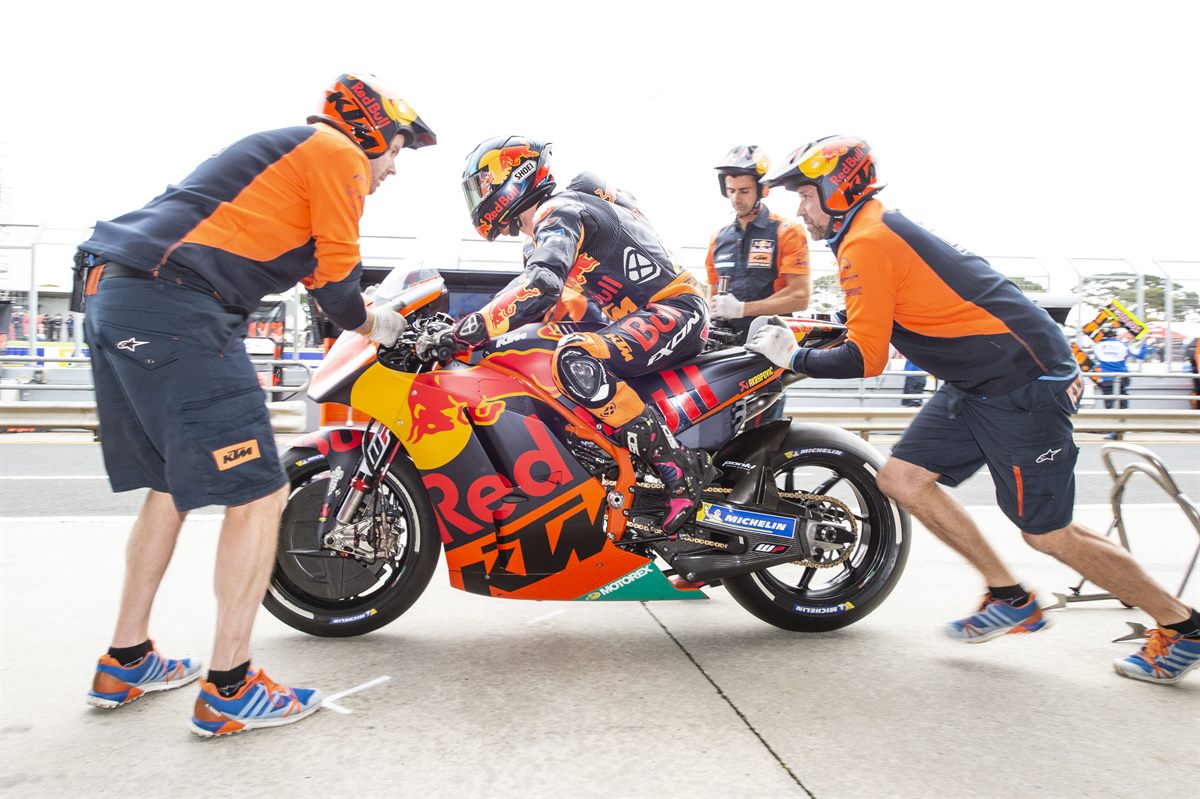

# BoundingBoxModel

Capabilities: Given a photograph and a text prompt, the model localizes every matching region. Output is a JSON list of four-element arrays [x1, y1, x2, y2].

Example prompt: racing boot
[[617, 406, 715, 534]]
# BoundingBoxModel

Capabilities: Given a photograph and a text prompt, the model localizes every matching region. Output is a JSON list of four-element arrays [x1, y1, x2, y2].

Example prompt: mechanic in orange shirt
[[748, 136, 1200, 684], [76, 74, 436, 732]]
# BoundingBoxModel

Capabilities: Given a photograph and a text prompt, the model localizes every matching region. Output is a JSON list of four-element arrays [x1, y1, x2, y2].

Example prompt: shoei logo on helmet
[[510, 160, 536, 183]]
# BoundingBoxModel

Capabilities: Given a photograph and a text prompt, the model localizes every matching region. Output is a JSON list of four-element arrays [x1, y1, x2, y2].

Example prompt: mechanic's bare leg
[[1023, 524, 1191, 624], [877, 457, 1018, 587], [111, 489, 187, 647], [210, 485, 288, 671]]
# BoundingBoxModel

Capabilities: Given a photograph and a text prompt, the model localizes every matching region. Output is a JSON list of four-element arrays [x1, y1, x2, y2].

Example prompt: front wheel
[[723, 432, 909, 632], [262, 454, 440, 637]]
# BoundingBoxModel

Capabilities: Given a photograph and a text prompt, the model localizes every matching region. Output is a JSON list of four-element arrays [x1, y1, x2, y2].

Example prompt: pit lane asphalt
[[1, 432, 1197, 798]]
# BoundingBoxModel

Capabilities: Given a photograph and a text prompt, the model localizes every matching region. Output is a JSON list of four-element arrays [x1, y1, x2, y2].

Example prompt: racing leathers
[[449, 173, 713, 533], [788, 200, 1074, 394]]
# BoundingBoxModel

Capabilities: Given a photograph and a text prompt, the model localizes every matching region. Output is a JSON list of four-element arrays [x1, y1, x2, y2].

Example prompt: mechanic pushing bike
[[423, 136, 715, 534]]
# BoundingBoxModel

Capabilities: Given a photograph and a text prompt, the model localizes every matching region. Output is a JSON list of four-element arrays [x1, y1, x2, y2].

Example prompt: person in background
[[747, 134, 1200, 684], [1091, 325, 1143, 439], [705, 145, 811, 346], [75, 73, 435, 735]]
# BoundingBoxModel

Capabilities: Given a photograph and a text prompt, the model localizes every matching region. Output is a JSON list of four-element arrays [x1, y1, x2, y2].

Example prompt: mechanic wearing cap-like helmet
[[705, 145, 811, 344], [746, 136, 1200, 684], [75, 74, 436, 735], [432, 135, 714, 535]]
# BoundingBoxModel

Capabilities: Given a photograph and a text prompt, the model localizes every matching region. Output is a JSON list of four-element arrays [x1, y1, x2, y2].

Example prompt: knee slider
[[554, 334, 614, 407]]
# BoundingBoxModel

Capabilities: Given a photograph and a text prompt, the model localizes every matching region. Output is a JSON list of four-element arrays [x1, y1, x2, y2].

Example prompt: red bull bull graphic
[[478, 145, 540, 186]]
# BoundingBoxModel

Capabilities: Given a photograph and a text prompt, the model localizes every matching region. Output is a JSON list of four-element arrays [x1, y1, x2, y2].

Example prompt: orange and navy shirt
[[794, 200, 1073, 396], [704, 207, 809, 299], [80, 124, 371, 330]]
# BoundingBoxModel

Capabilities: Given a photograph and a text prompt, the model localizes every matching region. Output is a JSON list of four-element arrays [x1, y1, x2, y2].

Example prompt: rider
[[705, 145, 811, 344], [746, 135, 1200, 684], [435, 135, 713, 534]]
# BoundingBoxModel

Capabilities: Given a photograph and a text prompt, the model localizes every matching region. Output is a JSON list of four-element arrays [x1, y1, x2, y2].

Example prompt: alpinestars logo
[[117, 337, 149, 352], [1036, 448, 1062, 463]]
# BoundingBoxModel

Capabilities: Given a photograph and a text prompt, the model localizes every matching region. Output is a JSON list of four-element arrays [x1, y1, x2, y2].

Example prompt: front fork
[[320, 421, 402, 553]]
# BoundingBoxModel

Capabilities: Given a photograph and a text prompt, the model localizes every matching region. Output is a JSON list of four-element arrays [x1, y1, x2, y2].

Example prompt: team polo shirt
[[81, 124, 371, 330]]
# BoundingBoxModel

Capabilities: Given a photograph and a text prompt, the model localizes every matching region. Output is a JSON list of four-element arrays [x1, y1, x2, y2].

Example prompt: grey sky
[[2, 0, 1196, 290]]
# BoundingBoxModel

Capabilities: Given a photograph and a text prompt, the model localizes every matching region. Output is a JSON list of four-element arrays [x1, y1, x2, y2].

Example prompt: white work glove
[[363, 308, 407, 347], [709, 293, 745, 320], [746, 318, 800, 371]]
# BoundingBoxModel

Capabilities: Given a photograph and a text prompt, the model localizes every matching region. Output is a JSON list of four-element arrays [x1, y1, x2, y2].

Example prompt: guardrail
[[2, 358, 1196, 436], [785, 407, 1199, 439], [1, 355, 315, 433]]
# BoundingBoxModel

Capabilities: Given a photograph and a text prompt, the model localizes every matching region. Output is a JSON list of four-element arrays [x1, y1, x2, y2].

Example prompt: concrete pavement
[[1, 502, 1198, 798]]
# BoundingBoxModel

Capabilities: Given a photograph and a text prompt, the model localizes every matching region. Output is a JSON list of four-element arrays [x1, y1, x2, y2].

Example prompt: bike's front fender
[[283, 427, 368, 536]]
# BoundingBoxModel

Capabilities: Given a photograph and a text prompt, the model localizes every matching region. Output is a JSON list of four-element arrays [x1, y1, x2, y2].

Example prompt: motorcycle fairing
[[627, 350, 784, 435]]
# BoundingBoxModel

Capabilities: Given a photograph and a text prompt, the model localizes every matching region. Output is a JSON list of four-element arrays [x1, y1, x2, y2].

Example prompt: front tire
[[262, 454, 440, 637], [723, 429, 909, 631]]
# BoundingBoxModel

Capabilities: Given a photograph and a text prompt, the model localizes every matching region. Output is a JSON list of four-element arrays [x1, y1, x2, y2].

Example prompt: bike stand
[[1042, 443, 1200, 643]]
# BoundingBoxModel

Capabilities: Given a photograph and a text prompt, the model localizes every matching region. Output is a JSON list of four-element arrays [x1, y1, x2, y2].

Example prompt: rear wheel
[[723, 438, 909, 632], [262, 455, 440, 637]]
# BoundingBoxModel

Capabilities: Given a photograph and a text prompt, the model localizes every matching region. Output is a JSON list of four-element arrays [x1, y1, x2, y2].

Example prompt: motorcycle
[[263, 266, 910, 636]]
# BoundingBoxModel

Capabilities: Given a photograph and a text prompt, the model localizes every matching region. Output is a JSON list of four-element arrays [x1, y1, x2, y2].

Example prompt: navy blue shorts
[[84, 274, 286, 512], [890, 374, 1084, 534]]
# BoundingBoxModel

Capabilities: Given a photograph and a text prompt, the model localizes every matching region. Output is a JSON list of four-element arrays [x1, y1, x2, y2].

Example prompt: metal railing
[[1, 355, 316, 433]]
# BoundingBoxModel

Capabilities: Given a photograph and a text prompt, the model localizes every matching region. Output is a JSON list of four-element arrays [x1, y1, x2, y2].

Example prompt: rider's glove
[[746, 317, 801, 371], [709, 293, 745, 320], [362, 308, 407, 347]]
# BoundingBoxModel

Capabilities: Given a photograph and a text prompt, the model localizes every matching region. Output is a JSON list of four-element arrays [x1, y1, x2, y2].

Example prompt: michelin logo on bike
[[697, 503, 796, 539]]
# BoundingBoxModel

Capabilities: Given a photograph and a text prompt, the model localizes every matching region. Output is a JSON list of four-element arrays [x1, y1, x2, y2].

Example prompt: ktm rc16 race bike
[[263, 266, 910, 636]]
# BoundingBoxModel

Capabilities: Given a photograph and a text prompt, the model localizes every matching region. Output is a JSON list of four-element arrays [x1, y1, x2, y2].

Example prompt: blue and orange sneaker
[[945, 592, 1048, 643], [1113, 627, 1200, 684], [189, 668, 322, 737], [87, 644, 202, 708]]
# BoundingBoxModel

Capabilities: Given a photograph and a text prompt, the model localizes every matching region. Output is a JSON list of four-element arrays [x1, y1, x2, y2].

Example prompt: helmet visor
[[462, 171, 490, 214]]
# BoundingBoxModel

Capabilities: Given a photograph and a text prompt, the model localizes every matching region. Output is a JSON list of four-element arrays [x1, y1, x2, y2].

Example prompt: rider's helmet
[[308, 73, 437, 158], [462, 135, 555, 241], [715, 145, 771, 198], [763, 135, 882, 215]]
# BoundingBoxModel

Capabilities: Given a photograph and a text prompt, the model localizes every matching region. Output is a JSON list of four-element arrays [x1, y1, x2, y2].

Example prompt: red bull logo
[[566, 253, 600, 291], [479, 145, 539, 186], [799, 141, 850, 179], [488, 285, 542, 332]]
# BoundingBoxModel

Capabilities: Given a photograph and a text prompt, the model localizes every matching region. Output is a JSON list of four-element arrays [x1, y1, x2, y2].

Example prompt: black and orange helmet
[[309, 73, 436, 158], [462, 135, 555, 241], [715, 145, 771, 198], [763, 136, 882, 215]]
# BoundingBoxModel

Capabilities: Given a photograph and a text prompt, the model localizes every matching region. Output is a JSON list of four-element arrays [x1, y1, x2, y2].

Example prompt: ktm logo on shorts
[[213, 439, 261, 471]]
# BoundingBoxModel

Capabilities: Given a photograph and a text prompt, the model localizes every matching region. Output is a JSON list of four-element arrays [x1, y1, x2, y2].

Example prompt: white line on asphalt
[[0, 515, 226, 523], [965, 503, 1183, 511], [525, 609, 568, 626], [321, 675, 392, 715], [0, 476, 108, 479]]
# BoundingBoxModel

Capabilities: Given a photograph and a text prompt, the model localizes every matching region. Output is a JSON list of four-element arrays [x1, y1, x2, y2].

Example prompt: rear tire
[[262, 454, 440, 637], [723, 431, 909, 632]]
